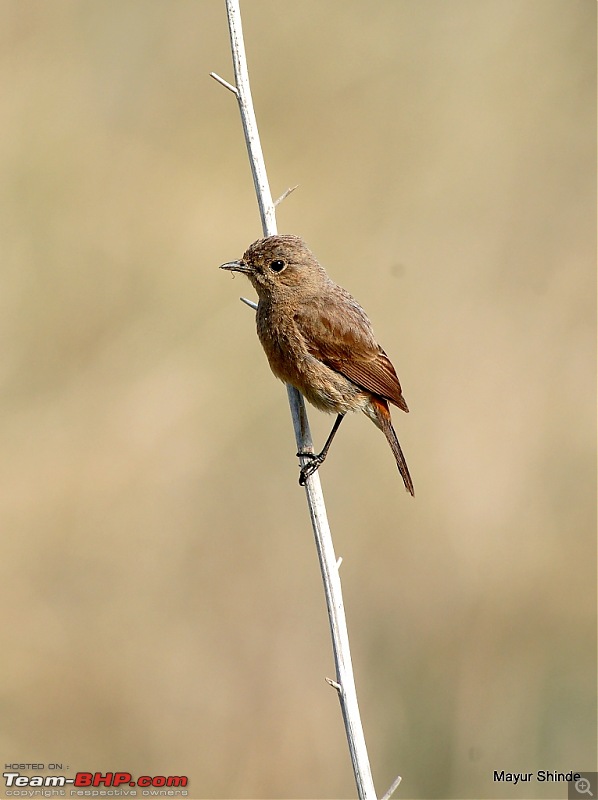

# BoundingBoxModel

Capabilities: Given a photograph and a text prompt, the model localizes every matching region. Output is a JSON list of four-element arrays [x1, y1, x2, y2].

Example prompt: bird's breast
[[256, 302, 305, 384]]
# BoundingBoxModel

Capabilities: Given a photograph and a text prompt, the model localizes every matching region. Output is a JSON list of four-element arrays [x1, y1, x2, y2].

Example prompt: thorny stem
[[213, 2, 404, 797]]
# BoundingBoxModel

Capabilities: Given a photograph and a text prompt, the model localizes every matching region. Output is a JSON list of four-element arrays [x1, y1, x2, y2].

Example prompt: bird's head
[[220, 234, 327, 301]]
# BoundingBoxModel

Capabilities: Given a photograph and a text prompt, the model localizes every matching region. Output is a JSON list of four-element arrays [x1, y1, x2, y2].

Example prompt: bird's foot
[[297, 452, 325, 486]]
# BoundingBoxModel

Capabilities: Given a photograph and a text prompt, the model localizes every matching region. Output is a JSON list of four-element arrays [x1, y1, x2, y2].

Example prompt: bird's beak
[[220, 259, 253, 274]]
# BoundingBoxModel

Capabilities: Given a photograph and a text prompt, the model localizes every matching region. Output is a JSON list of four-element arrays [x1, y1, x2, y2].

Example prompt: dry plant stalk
[[211, 2, 402, 797]]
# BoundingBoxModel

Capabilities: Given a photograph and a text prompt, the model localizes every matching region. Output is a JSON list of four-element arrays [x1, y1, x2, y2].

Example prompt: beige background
[[1, 2, 595, 798]]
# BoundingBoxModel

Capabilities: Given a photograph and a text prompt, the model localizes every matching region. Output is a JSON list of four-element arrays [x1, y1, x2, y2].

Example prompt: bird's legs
[[297, 413, 345, 486]]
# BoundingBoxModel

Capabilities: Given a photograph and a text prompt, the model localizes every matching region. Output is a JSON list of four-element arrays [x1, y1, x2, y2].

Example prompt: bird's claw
[[297, 453, 324, 485]]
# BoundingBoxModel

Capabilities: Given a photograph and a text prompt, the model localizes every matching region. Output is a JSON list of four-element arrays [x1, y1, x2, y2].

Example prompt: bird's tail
[[369, 398, 414, 496]]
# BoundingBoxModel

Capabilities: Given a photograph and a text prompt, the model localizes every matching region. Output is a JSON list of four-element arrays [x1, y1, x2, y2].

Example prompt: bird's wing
[[294, 292, 409, 412]]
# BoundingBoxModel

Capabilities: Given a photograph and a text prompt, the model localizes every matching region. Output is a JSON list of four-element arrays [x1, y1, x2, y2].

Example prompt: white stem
[[224, 1, 275, 236], [217, 2, 382, 797]]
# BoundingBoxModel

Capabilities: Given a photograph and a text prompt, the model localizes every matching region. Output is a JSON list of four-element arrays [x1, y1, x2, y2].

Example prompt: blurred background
[[0, 2, 595, 798]]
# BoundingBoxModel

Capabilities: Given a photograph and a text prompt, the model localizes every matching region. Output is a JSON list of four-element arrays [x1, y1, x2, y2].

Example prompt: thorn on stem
[[325, 677, 342, 693], [209, 71, 239, 95], [381, 774, 403, 800], [274, 185, 299, 207], [240, 296, 258, 310]]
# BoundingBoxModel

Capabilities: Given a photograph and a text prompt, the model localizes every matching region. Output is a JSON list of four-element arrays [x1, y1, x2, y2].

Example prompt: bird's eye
[[269, 259, 286, 273]]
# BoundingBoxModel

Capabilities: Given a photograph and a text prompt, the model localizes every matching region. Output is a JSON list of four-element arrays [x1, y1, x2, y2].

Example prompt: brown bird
[[221, 234, 414, 495]]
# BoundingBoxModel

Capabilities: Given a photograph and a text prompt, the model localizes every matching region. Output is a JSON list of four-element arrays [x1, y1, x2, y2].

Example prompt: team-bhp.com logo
[[3, 771, 188, 794]]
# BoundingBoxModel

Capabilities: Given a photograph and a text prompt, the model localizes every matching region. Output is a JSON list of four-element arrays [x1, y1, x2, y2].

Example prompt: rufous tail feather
[[371, 399, 414, 496]]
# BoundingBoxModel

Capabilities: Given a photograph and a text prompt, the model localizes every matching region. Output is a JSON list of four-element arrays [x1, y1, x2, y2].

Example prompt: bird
[[221, 234, 414, 495]]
